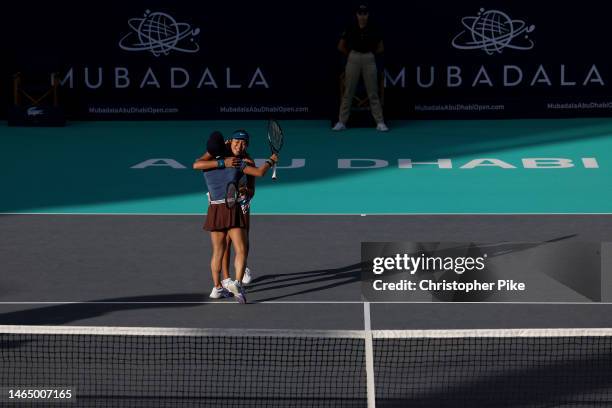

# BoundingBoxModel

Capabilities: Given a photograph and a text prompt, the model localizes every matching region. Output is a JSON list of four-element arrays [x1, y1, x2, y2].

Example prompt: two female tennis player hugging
[[193, 129, 278, 304]]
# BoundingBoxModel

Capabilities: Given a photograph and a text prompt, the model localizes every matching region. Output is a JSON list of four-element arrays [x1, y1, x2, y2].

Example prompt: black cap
[[356, 4, 369, 14], [206, 131, 225, 158]]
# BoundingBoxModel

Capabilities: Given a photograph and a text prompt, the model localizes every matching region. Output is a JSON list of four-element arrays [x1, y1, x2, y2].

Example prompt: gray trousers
[[339, 51, 384, 124]]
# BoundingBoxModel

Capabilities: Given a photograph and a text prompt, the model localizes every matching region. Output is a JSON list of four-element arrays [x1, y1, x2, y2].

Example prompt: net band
[[0, 325, 366, 338], [4, 325, 612, 338]]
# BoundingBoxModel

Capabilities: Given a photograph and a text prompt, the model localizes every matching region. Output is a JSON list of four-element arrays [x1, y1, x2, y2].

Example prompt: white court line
[[0, 301, 361, 305], [2, 212, 612, 216], [0, 301, 612, 305], [363, 302, 377, 408]]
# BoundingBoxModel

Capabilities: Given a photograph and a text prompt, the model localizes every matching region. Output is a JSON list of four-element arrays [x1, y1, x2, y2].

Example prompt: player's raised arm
[[242, 154, 278, 177]]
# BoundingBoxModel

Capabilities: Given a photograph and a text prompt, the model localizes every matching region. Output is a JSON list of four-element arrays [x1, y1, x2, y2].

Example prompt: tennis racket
[[225, 182, 238, 209], [267, 119, 284, 181], [237, 176, 250, 214]]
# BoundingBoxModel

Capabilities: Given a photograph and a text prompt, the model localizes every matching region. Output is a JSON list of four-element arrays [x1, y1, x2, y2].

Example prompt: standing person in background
[[332, 4, 389, 132]]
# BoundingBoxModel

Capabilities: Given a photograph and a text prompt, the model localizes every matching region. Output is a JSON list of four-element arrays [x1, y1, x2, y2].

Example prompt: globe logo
[[119, 10, 200, 56], [452, 9, 535, 55]]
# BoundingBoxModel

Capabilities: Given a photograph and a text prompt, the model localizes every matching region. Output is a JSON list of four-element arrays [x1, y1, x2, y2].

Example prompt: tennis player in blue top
[[194, 130, 278, 303], [197, 131, 257, 286]]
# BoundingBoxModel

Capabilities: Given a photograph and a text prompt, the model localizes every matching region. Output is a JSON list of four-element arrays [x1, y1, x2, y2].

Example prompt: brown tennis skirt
[[204, 204, 250, 231]]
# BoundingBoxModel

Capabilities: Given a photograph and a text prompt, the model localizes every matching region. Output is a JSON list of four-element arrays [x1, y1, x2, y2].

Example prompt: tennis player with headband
[[196, 131, 257, 286], [193, 130, 278, 303]]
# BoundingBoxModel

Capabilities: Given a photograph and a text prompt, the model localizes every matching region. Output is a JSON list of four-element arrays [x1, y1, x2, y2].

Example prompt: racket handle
[[272, 164, 277, 180]]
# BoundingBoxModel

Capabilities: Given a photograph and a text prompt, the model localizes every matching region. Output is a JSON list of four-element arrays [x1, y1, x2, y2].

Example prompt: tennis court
[[2, 118, 612, 406], [6, 0, 612, 404], [3, 119, 612, 214]]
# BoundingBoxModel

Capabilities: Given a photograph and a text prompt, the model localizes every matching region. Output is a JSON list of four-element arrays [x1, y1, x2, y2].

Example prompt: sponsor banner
[[361, 241, 604, 302], [4, 1, 612, 119], [8, 107, 65, 127]]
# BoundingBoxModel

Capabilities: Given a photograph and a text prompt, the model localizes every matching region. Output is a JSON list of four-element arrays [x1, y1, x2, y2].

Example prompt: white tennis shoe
[[332, 122, 346, 131], [242, 267, 253, 285], [209, 287, 232, 299], [226, 280, 247, 304], [376, 122, 389, 132]]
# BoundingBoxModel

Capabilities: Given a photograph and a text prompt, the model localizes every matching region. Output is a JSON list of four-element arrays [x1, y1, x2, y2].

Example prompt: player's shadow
[[246, 261, 366, 302], [248, 234, 580, 303], [377, 350, 612, 407], [0, 293, 207, 326]]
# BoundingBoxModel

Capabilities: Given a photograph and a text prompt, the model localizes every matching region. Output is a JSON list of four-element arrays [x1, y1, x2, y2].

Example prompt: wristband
[[265, 159, 274, 166], [217, 159, 225, 169]]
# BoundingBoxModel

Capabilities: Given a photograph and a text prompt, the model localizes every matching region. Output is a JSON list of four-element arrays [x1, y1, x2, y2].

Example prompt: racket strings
[[225, 183, 238, 209], [268, 121, 284, 152]]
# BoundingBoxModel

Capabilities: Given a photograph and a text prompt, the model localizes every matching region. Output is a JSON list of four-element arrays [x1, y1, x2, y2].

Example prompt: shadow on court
[[0, 294, 207, 326], [3, 118, 612, 213], [376, 350, 612, 407], [246, 261, 365, 302]]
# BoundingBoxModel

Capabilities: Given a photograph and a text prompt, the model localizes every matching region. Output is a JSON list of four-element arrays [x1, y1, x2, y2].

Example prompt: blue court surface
[[2, 118, 612, 214]]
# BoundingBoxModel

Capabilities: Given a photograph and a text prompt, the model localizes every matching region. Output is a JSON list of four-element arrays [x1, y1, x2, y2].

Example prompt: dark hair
[[206, 131, 225, 158]]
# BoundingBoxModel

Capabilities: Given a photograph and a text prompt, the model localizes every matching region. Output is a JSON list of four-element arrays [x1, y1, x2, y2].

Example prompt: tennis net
[[2, 325, 612, 407]]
